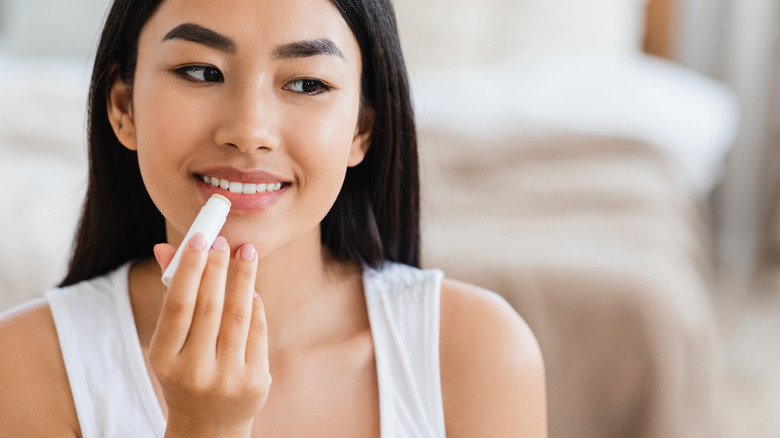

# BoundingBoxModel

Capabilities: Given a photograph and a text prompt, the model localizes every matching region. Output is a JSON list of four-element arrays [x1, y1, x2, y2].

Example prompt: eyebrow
[[272, 39, 344, 60], [162, 23, 344, 60], [163, 23, 236, 53]]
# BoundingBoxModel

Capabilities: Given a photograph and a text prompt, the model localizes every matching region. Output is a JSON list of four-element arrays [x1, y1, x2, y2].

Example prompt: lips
[[194, 166, 290, 212]]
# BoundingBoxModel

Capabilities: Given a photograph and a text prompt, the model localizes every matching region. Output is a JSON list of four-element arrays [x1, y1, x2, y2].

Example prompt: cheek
[[130, 74, 215, 222], [281, 100, 360, 222], [133, 75, 213, 170], [134, 78, 207, 150], [286, 102, 358, 178]]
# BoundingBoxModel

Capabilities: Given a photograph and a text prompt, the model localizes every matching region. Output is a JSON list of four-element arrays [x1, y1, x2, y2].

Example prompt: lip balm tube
[[161, 194, 232, 286]]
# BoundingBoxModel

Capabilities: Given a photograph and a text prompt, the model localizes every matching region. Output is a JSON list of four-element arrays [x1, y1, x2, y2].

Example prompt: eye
[[177, 65, 224, 83], [284, 79, 331, 95]]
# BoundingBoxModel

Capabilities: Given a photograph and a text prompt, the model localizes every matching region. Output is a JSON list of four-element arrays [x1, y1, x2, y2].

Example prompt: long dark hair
[[60, 0, 420, 287]]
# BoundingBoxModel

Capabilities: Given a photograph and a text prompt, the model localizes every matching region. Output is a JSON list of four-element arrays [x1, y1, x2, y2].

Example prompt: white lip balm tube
[[161, 194, 232, 286]]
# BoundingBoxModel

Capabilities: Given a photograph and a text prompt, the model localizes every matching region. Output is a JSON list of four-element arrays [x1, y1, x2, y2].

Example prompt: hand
[[150, 233, 271, 438]]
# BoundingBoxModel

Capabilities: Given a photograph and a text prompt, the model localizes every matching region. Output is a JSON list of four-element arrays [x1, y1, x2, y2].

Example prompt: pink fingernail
[[189, 233, 206, 250], [153, 245, 163, 266], [240, 244, 255, 261], [212, 236, 228, 251]]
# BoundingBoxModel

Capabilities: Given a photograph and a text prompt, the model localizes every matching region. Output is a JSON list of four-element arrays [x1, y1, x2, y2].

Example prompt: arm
[[0, 299, 81, 437], [440, 279, 547, 437]]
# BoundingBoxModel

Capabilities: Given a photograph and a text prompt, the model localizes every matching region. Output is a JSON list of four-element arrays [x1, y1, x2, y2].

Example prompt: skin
[[0, 0, 547, 436]]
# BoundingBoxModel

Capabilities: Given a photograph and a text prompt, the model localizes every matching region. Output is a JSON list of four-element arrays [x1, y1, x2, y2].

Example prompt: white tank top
[[45, 262, 446, 437]]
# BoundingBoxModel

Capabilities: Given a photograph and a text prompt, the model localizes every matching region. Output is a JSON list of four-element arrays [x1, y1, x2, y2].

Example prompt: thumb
[[153, 243, 177, 272]]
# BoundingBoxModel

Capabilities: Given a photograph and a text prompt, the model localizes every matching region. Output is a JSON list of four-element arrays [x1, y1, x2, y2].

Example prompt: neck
[[251, 233, 363, 352]]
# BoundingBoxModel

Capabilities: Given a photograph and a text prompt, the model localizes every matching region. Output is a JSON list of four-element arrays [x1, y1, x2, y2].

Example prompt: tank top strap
[[363, 262, 447, 437]]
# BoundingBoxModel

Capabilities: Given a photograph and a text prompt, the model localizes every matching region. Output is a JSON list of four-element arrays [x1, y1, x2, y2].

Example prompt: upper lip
[[194, 166, 290, 184]]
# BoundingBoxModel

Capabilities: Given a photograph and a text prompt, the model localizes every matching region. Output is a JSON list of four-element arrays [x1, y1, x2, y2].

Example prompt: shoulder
[[439, 279, 547, 437], [0, 299, 80, 437]]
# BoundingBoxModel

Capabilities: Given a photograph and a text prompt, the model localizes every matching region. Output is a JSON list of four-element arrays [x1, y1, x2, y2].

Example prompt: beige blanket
[[419, 131, 719, 438]]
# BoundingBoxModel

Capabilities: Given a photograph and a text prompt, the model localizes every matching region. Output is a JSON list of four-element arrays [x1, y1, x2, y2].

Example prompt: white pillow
[[411, 53, 739, 196]]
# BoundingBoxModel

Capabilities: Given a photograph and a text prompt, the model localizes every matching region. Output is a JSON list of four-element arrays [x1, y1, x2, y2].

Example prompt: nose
[[213, 83, 280, 153]]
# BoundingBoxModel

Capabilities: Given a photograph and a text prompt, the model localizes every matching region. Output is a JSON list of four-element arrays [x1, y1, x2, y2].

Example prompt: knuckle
[[233, 266, 255, 285], [228, 306, 249, 326], [249, 314, 267, 334], [165, 294, 192, 315], [258, 371, 273, 391], [195, 295, 221, 317], [214, 378, 238, 399], [244, 370, 271, 395], [182, 366, 212, 392], [149, 353, 175, 381]]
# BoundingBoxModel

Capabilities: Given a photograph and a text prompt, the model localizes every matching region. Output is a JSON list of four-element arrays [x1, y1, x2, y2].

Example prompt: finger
[[184, 236, 230, 356], [217, 243, 258, 363], [245, 292, 269, 367], [153, 243, 177, 272], [150, 233, 209, 356]]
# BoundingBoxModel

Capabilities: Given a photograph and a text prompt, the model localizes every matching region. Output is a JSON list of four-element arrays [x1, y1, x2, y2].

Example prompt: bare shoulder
[[439, 279, 547, 437], [0, 299, 80, 437]]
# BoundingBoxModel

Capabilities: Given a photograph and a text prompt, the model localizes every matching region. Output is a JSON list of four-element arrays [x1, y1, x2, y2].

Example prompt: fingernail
[[254, 291, 260, 299], [189, 233, 206, 250], [153, 245, 162, 266], [240, 244, 255, 261], [212, 236, 228, 251]]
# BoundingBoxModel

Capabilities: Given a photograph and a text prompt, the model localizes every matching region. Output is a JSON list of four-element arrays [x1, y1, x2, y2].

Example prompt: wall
[[394, 0, 649, 70], [0, 0, 110, 55], [676, 0, 780, 287]]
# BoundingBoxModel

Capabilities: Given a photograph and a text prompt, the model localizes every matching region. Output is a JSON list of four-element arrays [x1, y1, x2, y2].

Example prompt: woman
[[0, 0, 547, 436]]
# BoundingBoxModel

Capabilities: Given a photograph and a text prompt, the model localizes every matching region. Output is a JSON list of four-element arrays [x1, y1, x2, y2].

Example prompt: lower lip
[[196, 177, 287, 213]]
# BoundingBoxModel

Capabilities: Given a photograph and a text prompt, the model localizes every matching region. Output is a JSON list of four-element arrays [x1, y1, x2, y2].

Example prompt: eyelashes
[[283, 79, 331, 95], [178, 65, 224, 82], [175, 65, 332, 95]]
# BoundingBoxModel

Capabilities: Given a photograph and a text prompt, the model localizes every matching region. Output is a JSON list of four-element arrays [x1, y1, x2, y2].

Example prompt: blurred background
[[1, 0, 779, 437]]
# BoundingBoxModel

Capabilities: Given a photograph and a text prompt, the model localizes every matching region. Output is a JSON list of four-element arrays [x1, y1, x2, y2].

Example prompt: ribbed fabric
[[45, 261, 446, 437]]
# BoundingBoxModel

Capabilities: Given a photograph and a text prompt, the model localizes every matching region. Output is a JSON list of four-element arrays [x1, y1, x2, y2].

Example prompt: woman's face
[[112, 0, 370, 258]]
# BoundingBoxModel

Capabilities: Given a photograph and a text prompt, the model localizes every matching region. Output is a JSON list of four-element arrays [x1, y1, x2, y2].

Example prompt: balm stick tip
[[210, 193, 232, 208]]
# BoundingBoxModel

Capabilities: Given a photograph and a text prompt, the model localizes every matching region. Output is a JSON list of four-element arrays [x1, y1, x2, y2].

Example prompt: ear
[[347, 106, 374, 167], [106, 68, 137, 151]]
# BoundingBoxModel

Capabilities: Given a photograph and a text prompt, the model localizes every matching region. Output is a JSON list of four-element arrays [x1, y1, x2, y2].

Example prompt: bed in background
[[397, 0, 737, 437]]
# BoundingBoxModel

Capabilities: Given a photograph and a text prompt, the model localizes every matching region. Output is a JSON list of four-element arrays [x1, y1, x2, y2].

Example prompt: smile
[[201, 175, 284, 194]]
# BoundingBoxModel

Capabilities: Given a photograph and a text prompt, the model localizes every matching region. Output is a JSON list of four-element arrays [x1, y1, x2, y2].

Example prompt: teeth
[[202, 176, 284, 194], [228, 181, 242, 193]]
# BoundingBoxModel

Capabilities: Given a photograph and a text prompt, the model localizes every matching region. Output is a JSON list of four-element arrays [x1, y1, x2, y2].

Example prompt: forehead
[[143, 0, 359, 59]]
